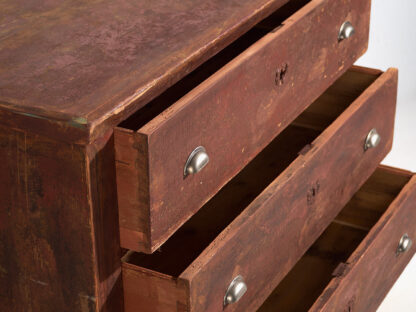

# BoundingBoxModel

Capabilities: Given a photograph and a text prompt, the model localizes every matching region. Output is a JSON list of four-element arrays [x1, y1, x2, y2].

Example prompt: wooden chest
[[0, 0, 413, 311]]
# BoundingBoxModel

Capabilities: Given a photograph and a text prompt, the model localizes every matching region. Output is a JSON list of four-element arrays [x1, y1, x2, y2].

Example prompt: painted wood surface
[[0, 0, 292, 141], [0, 1, 301, 310], [115, 0, 371, 253], [310, 168, 416, 312], [122, 67, 397, 312], [0, 127, 122, 311], [0, 127, 95, 311], [258, 166, 415, 312]]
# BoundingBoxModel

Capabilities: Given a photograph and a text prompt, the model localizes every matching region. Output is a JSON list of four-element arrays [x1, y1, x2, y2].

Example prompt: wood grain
[[86, 131, 124, 312], [0, 127, 95, 311], [0, 0, 292, 141], [115, 0, 371, 253], [181, 68, 397, 312], [122, 67, 397, 312], [123, 252, 189, 312], [124, 124, 320, 277], [0, 129, 122, 311], [259, 166, 415, 312], [310, 169, 416, 312], [259, 222, 370, 312]]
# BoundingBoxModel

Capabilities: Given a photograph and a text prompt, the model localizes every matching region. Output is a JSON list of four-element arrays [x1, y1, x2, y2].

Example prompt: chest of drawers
[[0, 0, 413, 311]]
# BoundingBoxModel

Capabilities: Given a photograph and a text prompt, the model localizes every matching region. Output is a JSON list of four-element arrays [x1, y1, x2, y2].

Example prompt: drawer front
[[258, 166, 415, 312], [115, 0, 371, 253], [122, 67, 398, 312], [310, 170, 416, 312], [180, 68, 397, 312]]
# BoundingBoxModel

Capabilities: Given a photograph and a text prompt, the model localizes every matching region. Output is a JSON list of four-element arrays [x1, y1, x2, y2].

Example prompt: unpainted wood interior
[[123, 68, 382, 277], [258, 167, 411, 312], [291, 68, 381, 131], [119, 0, 311, 131]]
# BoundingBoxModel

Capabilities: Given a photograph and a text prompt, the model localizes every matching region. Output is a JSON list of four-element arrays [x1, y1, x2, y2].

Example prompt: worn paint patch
[[19, 112, 51, 120], [29, 278, 49, 287], [70, 117, 89, 128], [79, 293, 96, 312]]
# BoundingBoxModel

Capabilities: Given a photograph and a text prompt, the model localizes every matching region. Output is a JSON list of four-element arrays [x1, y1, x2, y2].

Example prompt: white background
[[355, 0, 416, 311]]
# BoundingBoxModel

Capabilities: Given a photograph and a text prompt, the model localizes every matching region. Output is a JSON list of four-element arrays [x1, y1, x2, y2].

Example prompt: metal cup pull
[[397, 234, 412, 255], [338, 21, 355, 41], [224, 275, 247, 306], [364, 128, 381, 151], [184, 146, 209, 177]]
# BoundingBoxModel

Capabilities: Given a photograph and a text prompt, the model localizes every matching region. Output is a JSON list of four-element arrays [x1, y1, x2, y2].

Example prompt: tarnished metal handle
[[184, 146, 209, 177], [364, 128, 381, 151], [224, 275, 247, 306], [397, 234, 412, 255], [338, 21, 355, 41]]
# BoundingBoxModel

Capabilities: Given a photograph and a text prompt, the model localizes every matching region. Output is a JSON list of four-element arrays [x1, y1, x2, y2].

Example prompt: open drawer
[[121, 66, 397, 312], [114, 0, 371, 253], [259, 165, 416, 312]]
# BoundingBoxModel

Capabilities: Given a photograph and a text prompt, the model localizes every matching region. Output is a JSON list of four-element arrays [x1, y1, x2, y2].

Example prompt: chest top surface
[[0, 0, 288, 138]]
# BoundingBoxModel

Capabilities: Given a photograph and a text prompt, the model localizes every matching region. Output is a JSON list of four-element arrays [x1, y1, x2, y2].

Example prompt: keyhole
[[275, 63, 288, 86], [307, 180, 320, 205], [344, 297, 355, 312]]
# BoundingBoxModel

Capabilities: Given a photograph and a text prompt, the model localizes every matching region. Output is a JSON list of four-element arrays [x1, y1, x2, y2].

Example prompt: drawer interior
[[118, 0, 310, 131], [123, 68, 381, 276], [258, 167, 412, 312]]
